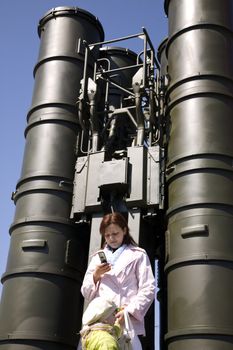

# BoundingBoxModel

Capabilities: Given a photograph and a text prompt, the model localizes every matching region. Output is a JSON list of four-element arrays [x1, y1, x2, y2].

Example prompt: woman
[[81, 212, 155, 347]]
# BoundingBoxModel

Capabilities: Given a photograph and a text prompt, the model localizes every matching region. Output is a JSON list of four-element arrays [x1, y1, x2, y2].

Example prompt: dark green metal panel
[[0, 7, 104, 350], [164, 0, 233, 348]]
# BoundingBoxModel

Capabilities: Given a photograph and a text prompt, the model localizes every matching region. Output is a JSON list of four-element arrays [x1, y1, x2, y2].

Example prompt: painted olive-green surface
[[0, 7, 103, 350], [165, 0, 233, 349]]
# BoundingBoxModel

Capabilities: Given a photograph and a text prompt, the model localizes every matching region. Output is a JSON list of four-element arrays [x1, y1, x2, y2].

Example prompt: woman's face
[[104, 223, 126, 249]]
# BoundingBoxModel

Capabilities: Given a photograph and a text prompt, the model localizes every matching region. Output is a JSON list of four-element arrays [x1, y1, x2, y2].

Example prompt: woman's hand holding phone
[[93, 251, 111, 284]]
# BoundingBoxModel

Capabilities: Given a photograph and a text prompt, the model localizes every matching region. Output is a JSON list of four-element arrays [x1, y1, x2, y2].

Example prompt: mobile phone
[[98, 251, 107, 264]]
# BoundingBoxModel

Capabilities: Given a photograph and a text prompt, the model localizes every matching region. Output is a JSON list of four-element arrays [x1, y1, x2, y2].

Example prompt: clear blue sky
[[0, 0, 167, 296]]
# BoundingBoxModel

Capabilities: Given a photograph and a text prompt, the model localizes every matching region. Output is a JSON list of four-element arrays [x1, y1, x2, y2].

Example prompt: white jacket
[[81, 244, 155, 335]]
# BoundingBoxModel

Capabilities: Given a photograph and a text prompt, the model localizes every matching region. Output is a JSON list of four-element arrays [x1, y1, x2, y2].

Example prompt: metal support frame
[[76, 27, 162, 154]]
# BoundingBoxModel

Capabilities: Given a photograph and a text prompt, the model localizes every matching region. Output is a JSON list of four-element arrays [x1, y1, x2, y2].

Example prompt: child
[[80, 297, 122, 350]]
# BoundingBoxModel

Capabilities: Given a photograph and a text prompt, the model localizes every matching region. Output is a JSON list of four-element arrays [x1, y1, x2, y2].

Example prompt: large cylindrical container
[[100, 46, 139, 107], [164, 0, 233, 349], [99, 46, 139, 153], [0, 7, 104, 350]]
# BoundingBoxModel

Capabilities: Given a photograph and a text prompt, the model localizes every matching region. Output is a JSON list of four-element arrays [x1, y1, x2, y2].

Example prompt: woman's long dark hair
[[100, 212, 137, 247]]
